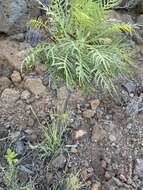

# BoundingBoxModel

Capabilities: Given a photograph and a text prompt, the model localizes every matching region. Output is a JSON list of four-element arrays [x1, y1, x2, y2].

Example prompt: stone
[[105, 171, 112, 180], [70, 147, 79, 154], [134, 159, 143, 179], [14, 140, 26, 156], [0, 0, 40, 35], [9, 33, 25, 42], [89, 99, 100, 110], [73, 128, 88, 140], [83, 109, 95, 118], [81, 167, 94, 181], [109, 134, 116, 142], [52, 154, 66, 169], [0, 77, 11, 92], [101, 160, 107, 169], [0, 57, 13, 77], [21, 90, 31, 100], [120, 0, 143, 13], [137, 15, 143, 24], [106, 10, 133, 23], [91, 182, 101, 190], [11, 70, 22, 83], [1, 88, 20, 102], [0, 39, 31, 71], [46, 172, 53, 185], [91, 125, 106, 143], [27, 118, 35, 127], [81, 169, 89, 181], [126, 96, 143, 116], [122, 81, 137, 94], [57, 86, 69, 113], [102, 177, 130, 190], [35, 64, 47, 75], [119, 174, 127, 182], [24, 77, 46, 96]]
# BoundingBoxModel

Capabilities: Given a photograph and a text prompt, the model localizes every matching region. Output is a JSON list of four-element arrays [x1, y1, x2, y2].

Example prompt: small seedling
[[66, 174, 84, 190], [5, 148, 18, 166]]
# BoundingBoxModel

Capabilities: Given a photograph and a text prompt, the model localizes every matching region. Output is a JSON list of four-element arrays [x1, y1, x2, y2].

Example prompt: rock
[[0, 77, 11, 92], [9, 33, 25, 42], [24, 77, 46, 96], [81, 168, 89, 181], [119, 174, 127, 183], [101, 160, 107, 169], [21, 90, 31, 100], [83, 109, 95, 118], [35, 64, 47, 75], [132, 33, 143, 45], [1, 88, 20, 102], [73, 128, 88, 140], [0, 56, 13, 77], [106, 10, 133, 23], [46, 172, 53, 185], [126, 96, 143, 115], [120, 0, 143, 13], [14, 140, 26, 155], [91, 182, 101, 190], [109, 134, 116, 142], [102, 177, 130, 190], [0, 39, 31, 71], [0, 0, 40, 35], [27, 118, 35, 127], [137, 15, 143, 24], [70, 147, 79, 154], [122, 81, 137, 94], [11, 71, 22, 83], [89, 99, 100, 110], [105, 171, 112, 180], [91, 125, 106, 143], [134, 159, 143, 179], [52, 154, 66, 169], [81, 167, 94, 181], [57, 86, 69, 113], [25, 28, 41, 47]]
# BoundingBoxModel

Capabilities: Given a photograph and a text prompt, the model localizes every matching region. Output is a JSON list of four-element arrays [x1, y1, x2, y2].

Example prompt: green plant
[[5, 148, 18, 166], [66, 174, 84, 190], [39, 111, 69, 155], [26, 0, 133, 92], [4, 149, 33, 190], [29, 105, 68, 156], [4, 165, 33, 190], [39, 123, 62, 155]]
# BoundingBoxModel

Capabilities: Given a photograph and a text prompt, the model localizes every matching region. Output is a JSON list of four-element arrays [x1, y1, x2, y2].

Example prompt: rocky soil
[[0, 1, 143, 190]]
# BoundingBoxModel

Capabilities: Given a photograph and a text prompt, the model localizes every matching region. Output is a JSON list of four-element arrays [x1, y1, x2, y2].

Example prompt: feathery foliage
[[26, 0, 133, 93]]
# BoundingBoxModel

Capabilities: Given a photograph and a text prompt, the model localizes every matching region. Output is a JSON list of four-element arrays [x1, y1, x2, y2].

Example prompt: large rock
[[0, 0, 40, 34], [120, 0, 143, 13], [24, 77, 47, 96], [0, 77, 11, 93], [0, 39, 31, 71], [1, 88, 20, 102]]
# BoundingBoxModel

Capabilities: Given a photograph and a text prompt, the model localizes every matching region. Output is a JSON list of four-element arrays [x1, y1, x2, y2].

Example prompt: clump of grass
[[39, 123, 62, 155], [39, 111, 69, 155], [4, 149, 33, 190], [25, 0, 133, 93], [66, 174, 84, 190], [30, 105, 69, 156]]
